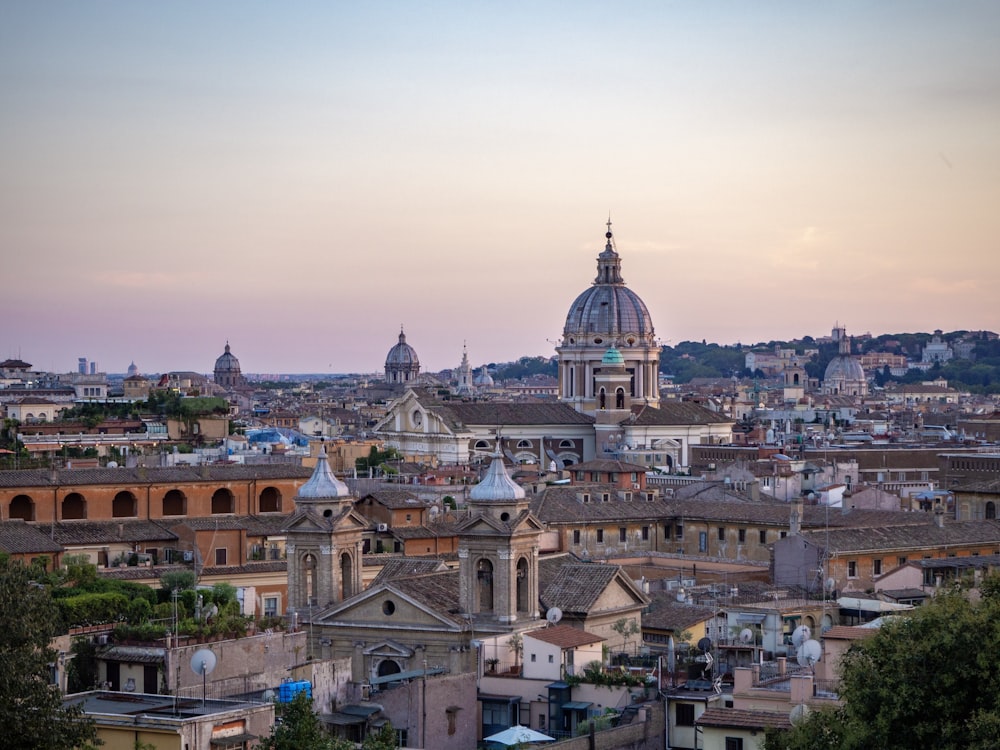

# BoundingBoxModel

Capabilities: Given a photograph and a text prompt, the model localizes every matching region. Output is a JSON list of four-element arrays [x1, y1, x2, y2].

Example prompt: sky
[[2, 2, 998, 375]]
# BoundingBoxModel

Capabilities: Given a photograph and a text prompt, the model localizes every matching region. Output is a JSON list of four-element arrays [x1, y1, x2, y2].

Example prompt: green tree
[[764, 578, 1000, 750], [0, 557, 100, 749], [362, 722, 398, 750], [611, 617, 641, 655], [258, 692, 353, 750]]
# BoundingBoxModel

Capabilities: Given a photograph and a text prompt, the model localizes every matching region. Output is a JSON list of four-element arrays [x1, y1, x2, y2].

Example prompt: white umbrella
[[484, 724, 555, 746]]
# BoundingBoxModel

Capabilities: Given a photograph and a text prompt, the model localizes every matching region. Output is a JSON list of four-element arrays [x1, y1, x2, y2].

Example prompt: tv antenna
[[190, 648, 217, 706]]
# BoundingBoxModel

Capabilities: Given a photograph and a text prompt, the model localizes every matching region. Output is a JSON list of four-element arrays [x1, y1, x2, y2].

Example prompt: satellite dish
[[796, 639, 822, 668], [546, 607, 563, 624], [697, 637, 712, 653], [789, 703, 810, 725], [825, 577, 837, 593], [791, 624, 811, 648], [190, 648, 217, 676], [739, 628, 754, 644]]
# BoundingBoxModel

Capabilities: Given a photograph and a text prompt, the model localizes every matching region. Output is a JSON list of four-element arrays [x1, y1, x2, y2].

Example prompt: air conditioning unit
[[632, 483, 641, 490], [377, 523, 389, 532]]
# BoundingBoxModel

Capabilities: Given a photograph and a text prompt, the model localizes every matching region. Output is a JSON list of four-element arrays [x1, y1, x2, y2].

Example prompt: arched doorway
[[377, 659, 401, 679], [341, 552, 354, 600], [62, 493, 86, 520], [615, 388, 625, 409], [10, 494, 34, 521], [259, 486, 281, 513], [112, 491, 137, 518], [477, 558, 494, 612], [598, 388, 606, 409], [212, 488, 235, 514]]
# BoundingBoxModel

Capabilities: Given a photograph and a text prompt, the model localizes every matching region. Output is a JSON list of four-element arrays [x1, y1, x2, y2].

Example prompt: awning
[[323, 712, 367, 726], [341, 704, 382, 717], [479, 694, 521, 704], [369, 666, 446, 685], [562, 701, 593, 711], [545, 681, 570, 690], [210, 733, 257, 746]]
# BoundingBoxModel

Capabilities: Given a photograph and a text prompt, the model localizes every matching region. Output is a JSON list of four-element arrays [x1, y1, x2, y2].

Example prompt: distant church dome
[[385, 327, 421, 384], [823, 329, 868, 397], [127, 361, 139, 377], [214, 341, 245, 389]]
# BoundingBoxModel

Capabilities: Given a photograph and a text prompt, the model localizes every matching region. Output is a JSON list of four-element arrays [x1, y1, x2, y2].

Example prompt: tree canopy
[[764, 578, 1000, 750], [258, 691, 354, 750], [0, 557, 100, 750]]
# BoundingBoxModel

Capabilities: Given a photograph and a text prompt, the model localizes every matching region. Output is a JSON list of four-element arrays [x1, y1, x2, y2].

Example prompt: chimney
[[790, 499, 803, 535], [933, 504, 946, 528]]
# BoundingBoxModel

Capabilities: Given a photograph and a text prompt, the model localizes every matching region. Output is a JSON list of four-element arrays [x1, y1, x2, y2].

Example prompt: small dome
[[385, 329, 419, 368], [470, 455, 525, 502], [215, 342, 241, 373], [602, 347, 625, 365], [297, 449, 350, 499], [474, 367, 494, 386]]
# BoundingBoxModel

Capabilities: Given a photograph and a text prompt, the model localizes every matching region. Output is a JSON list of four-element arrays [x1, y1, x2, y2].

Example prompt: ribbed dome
[[297, 449, 350, 499], [385, 329, 419, 368], [214, 342, 241, 373], [563, 229, 654, 343], [470, 455, 525, 502], [824, 355, 865, 383]]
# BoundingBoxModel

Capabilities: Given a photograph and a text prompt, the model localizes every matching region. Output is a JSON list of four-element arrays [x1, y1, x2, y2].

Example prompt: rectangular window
[[602, 493, 610, 503], [642, 526, 649, 541], [548, 654, 554, 663], [738, 528, 746, 543], [873, 559, 882, 576], [573, 530, 581, 545], [898, 556, 907, 566], [725, 739, 744, 750], [619, 527, 627, 543], [676, 703, 695, 726], [676, 524, 684, 540], [717, 527, 725, 541], [848, 561, 857, 578], [759, 529, 767, 544], [664, 524, 672, 540], [780, 531, 787, 538], [597, 529, 604, 544], [215, 548, 227, 566], [531, 654, 536, 662], [263, 596, 278, 617], [699, 531, 708, 553]]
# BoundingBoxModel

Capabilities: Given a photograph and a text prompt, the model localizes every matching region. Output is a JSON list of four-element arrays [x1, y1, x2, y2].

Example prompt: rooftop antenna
[[190, 648, 217, 707]]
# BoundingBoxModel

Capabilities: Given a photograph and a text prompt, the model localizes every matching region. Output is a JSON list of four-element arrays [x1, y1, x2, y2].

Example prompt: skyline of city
[[3, 2, 998, 374]]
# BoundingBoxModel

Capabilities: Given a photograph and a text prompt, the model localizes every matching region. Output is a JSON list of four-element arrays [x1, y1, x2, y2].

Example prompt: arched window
[[10, 494, 35, 521], [599, 388, 606, 410], [212, 488, 235, 514], [516, 557, 529, 612], [259, 486, 281, 513], [302, 553, 317, 607], [112, 491, 137, 518], [341, 552, 353, 600], [516, 439, 533, 449], [615, 388, 625, 409], [162, 490, 186, 516], [477, 558, 494, 612], [475, 440, 491, 450], [559, 440, 575, 449], [62, 493, 86, 520], [377, 659, 401, 679]]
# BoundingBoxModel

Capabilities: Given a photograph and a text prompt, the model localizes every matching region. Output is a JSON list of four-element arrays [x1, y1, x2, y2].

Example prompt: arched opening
[[10, 494, 35, 521], [302, 553, 317, 607], [377, 659, 401, 679], [340, 552, 353, 601], [987, 501, 996, 520], [516, 557, 529, 612], [793, 373, 800, 385], [598, 388, 606, 410], [259, 486, 281, 513], [615, 388, 625, 409], [477, 558, 494, 612], [212, 488, 235, 514], [62, 493, 86, 520], [162, 489, 186, 516], [112, 491, 137, 518]]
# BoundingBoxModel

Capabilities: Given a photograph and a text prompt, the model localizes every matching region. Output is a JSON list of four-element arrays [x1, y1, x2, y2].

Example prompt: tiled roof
[[389, 523, 460, 540], [570, 459, 651, 473], [822, 625, 877, 641], [360, 489, 434, 509], [390, 569, 465, 625], [540, 563, 623, 614], [524, 623, 604, 648], [626, 402, 733, 426], [0, 464, 312, 488], [371, 558, 448, 585], [159, 514, 291, 535], [642, 592, 720, 632], [953, 478, 1000, 494], [0, 520, 64, 553], [696, 707, 791, 730], [531, 485, 673, 524], [36, 520, 177, 545], [800, 519, 1000, 553]]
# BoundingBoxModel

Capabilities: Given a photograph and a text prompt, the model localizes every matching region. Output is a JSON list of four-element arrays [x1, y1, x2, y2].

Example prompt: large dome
[[562, 229, 654, 344], [385, 329, 419, 368], [824, 355, 865, 383], [215, 342, 241, 373]]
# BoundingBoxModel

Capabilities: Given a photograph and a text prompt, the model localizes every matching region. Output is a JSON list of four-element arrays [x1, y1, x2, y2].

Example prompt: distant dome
[[215, 342, 241, 373], [474, 367, 494, 387], [385, 327, 421, 384], [824, 356, 865, 383]]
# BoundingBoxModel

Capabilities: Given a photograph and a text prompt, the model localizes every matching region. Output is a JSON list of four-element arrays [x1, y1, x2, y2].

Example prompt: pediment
[[283, 509, 329, 533], [456, 514, 508, 534], [315, 583, 464, 632], [331, 509, 371, 532], [362, 639, 414, 658]]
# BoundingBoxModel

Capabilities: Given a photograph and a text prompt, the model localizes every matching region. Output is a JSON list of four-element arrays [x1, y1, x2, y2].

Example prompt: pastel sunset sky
[[2, 2, 998, 375]]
